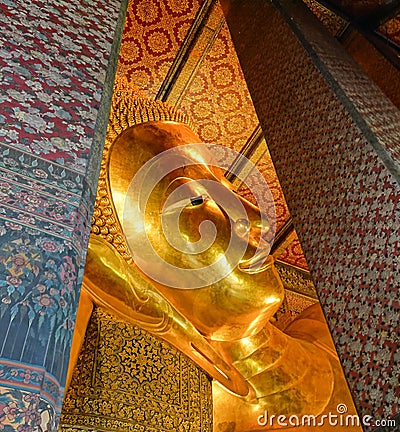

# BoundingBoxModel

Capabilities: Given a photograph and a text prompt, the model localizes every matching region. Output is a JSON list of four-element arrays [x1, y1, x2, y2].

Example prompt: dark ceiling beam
[[313, 0, 400, 70], [313, 0, 400, 29], [224, 125, 264, 183], [359, 29, 400, 69], [360, 1, 400, 30], [270, 218, 295, 255]]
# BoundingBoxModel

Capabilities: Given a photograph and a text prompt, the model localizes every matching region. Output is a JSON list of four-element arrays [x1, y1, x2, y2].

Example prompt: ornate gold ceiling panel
[[379, 15, 400, 46], [276, 237, 310, 271], [178, 7, 260, 153]]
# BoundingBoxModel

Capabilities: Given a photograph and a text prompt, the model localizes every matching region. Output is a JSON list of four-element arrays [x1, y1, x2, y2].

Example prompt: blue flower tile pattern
[[0, 0, 124, 428]]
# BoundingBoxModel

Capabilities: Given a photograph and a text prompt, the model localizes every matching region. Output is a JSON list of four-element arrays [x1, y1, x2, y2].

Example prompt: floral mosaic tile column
[[221, 0, 400, 426], [0, 0, 126, 429]]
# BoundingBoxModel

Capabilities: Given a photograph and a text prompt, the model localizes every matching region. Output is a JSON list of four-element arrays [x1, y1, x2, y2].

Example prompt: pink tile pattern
[[222, 0, 400, 423]]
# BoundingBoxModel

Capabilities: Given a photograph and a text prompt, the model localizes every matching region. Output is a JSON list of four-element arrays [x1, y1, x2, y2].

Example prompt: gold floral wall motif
[[179, 8, 260, 152], [116, 0, 203, 98], [60, 307, 213, 431]]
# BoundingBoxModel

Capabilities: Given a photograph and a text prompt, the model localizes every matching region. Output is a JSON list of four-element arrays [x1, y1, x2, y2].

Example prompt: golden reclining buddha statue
[[62, 83, 361, 431]]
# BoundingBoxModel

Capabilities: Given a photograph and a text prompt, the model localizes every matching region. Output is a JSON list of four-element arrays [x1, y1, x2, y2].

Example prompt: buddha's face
[[110, 121, 284, 341]]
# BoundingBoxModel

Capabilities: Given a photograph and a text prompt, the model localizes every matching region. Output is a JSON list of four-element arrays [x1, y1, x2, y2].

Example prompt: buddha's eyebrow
[[190, 196, 204, 206], [160, 194, 208, 214]]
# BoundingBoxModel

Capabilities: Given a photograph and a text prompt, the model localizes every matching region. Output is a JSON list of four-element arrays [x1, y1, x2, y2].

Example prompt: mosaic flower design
[[0, 0, 123, 429], [0, 389, 56, 432], [0, 224, 79, 352]]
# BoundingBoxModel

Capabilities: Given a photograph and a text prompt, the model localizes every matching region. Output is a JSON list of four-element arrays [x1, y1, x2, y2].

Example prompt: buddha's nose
[[233, 194, 270, 237], [233, 196, 272, 273]]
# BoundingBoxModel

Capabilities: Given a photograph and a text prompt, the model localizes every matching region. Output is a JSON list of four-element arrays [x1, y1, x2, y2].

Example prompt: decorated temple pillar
[[0, 0, 127, 429], [220, 0, 400, 425]]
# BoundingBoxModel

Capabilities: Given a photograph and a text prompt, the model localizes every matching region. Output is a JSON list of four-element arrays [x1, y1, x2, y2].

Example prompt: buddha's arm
[[76, 234, 249, 396]]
